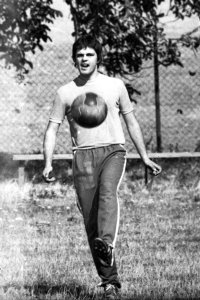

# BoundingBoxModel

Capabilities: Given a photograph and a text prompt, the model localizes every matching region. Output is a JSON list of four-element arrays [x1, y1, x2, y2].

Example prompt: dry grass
[[1, 161, 200, 299]]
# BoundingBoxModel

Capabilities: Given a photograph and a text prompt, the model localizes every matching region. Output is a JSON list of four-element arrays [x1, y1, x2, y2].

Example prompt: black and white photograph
[[0, 1, 200, 299]]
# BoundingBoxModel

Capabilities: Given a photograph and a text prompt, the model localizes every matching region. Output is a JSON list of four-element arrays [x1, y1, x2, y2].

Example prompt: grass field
[[1, 159, 200, 299]]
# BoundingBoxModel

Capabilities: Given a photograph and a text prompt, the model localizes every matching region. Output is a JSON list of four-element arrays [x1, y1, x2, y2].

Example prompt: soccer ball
[[71, 92, 108, 128]]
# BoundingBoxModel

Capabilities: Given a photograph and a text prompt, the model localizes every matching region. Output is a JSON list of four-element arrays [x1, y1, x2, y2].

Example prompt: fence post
[[18, 161, 25, 186], [145, 166, 148, 185], [153, 27, 162, 152]]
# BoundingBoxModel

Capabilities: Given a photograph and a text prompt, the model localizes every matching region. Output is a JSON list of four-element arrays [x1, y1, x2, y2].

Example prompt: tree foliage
[[169, 0, 200, 51], [170, 0, 200, 19], [0, 0, 62, 77], [65, 0, 200, 78], [1, 0, 200, 81]]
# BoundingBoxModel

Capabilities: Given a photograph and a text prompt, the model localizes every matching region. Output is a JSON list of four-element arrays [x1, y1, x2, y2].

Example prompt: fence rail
[[13, 151, 200, 186]]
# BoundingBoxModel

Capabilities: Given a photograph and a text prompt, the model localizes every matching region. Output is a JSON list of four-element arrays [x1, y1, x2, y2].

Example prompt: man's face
[[75, 47, 98, 76]]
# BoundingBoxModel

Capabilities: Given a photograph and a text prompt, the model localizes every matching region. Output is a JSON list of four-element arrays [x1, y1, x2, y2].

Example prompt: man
[[43, 35, 162, 300]]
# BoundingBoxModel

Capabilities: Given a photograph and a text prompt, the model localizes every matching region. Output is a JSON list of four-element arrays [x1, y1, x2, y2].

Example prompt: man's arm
[[123, 111, 162, 175], [43, 121, 60, 181]]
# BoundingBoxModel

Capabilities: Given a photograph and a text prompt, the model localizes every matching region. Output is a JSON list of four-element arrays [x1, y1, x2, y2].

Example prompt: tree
[[171, 1, 200, 51], [65, 0, 190, 76], [170, 0, 200, 19], [0, 0, 62, 78], [64, 0, 200, 89]]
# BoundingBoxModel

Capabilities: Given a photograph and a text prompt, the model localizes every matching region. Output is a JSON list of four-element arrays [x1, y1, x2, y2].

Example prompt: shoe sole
[[94, 238, 113, 267]]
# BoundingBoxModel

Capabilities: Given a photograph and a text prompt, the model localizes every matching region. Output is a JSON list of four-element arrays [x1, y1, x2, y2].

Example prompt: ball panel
[[84, 93, 98, 106]]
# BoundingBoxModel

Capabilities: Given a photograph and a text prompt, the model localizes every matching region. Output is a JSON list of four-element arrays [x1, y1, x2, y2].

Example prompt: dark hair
[[72, 35, 102, 67]]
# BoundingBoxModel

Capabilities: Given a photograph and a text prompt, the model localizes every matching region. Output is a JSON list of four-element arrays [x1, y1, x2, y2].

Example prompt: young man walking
[[43, 35, 161, 299]]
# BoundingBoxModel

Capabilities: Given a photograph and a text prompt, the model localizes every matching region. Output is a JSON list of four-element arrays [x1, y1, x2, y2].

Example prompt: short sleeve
[[118, 80, 134, 115], [49, 93, 66, 124]]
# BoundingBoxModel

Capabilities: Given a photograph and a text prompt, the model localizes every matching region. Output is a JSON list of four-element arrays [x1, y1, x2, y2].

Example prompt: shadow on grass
[[2, 282, 200, 300], [3, 281, 100, 299], [25, 282, 97, 299]]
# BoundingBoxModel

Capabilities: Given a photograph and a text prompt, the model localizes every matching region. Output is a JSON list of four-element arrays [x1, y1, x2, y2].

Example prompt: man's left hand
[[145, 159, 162, 176]]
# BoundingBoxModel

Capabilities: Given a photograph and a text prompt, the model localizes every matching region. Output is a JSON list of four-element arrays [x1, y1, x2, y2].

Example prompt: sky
[[48, 0, 74, 44], [48, 0, 200, 44]]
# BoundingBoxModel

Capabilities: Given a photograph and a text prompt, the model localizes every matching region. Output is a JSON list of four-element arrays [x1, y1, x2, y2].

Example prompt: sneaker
[[94, 238, 114, 267], [104, 283, 119, 299]]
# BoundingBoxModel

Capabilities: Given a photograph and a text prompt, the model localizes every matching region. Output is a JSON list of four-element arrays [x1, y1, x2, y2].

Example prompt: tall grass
[[0, 160, 200, 299]]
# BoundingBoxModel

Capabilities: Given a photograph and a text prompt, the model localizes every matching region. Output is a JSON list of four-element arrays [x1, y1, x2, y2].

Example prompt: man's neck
[[79, 69, 99, 82]]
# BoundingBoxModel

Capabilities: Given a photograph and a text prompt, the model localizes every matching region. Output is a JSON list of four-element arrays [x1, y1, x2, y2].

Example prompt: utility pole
[[153, 25, 162, 152]]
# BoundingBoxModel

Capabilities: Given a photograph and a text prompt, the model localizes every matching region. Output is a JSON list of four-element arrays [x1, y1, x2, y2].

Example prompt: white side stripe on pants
[[112, 155, 127, 248]]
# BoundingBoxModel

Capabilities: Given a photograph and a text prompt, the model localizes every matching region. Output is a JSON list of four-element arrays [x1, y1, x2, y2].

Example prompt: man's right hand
[[43, 166, 56, 183]]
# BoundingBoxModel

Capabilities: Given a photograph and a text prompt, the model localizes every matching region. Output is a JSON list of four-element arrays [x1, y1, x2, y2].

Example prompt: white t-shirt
[[49, 73, 133, 149]]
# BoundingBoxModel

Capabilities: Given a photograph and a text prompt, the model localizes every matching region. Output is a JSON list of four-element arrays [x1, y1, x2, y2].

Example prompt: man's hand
[[144, 158, 162, 176], [43, 165, 56, 182]]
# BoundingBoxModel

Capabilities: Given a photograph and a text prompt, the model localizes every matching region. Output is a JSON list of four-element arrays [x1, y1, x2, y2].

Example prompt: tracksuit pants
[[72, 144, 126, 287]]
